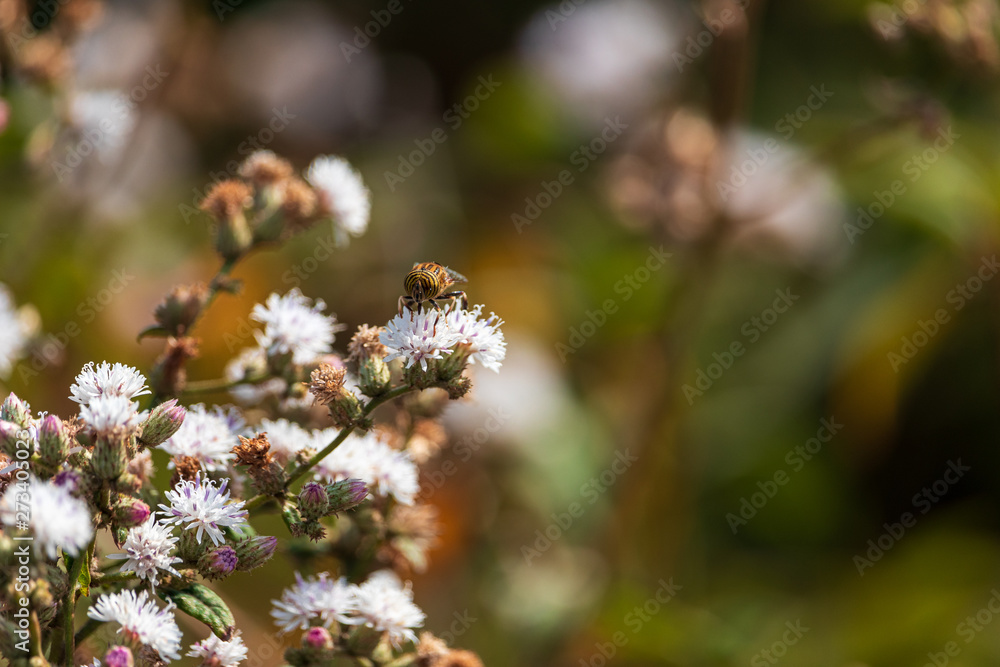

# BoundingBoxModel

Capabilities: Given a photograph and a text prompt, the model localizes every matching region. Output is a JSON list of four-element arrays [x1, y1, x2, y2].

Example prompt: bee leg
[[438, 291, 468, 311], [399, 296, 415, 315]]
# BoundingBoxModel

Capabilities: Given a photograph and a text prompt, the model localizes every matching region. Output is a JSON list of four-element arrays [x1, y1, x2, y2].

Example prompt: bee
[[399, 262, 469, 315]]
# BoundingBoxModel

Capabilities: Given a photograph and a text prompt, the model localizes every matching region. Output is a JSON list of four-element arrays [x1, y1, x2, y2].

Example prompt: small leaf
[[159, 587, 229, 639], [189, 583, 236, 638], [137, 325, 171, 341]]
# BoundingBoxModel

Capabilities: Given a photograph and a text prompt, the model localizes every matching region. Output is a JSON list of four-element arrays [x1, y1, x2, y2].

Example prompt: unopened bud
[[52, 469, 82, 495], [139, 399, 186, 446], [326, 478, 368, 513], [104, 645, 135, 667], [309, 364, 363, 428], [29, 580, 53, 610], [304, 626, 334, 650], [200, 180, 254, 261], [297, 482, 329, 521], [38, 415, 71, 468], [197, 545, 239, 580], [0, 421, 22, 458], [112, 495, 151, 528], [154, 284, 209, 336], [1, 393, 31, 428], [177, 527, 211, 562], [232, 535, 277, 572], [92, 435, 130, 480]]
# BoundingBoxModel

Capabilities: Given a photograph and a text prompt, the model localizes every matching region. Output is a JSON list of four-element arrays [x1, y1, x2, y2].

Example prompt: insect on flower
[[399, 262, 469, 315]]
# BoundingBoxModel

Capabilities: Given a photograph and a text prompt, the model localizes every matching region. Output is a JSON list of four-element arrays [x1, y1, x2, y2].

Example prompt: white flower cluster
[[88, 589, 183, 661], [0, 284, 34, 379], [313, 430, 419, 505], [0, 476, 93, 560], [158, 474, 248, 545], [271, 569, 425, 647], [70, 361, 150, 434], [305, 155, 372, 244], [250, 289, 340, 366], [381, 304, 506, 372], [158, 403, 240, 471], [106, 516, 182, 587]]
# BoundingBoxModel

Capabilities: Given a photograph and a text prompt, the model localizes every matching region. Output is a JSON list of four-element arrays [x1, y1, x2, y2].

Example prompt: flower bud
[[346, 624, 383, 657], [38, 415, 70, 468], [326, 478, 368, 514], [309, 364, 364, 428], [104, 645, 135, 667], [91, 434, 130, 480], [200, 180, 254, 261], [52, 469, 82, 495], [177, 527, 211, 562], [232, 535, 277, 572], [111, 494, 151, 528], [304, 626, 334, 650], [197, 545, 239, 581], [139, 399, 186, 446], [297, 482, 329, 521], [1, 393, 31, 428], [0, 421, 23, 458], [348, 325, 391, 397], [154, 284, 210, 336], [29, 579, 53, 610]]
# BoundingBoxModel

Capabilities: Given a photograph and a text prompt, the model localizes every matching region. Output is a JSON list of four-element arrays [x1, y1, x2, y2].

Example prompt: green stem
[[28, 610, 43, 658], [244, 385, 415, 513], [181, 372, 271, 397], [93, 570, 139, 586], [63, 544, 90, 662]]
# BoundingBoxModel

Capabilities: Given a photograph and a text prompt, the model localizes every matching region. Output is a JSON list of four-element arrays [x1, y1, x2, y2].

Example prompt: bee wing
[[441, 265, 468, 287]]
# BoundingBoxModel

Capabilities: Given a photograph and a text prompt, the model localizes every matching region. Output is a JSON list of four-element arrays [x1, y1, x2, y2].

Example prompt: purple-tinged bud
[[112, 495, 151, 528], [139, 399, 186, 446], [198, 545, 239, 581], [298, 482, 329, 521], [0, 393, 31, 428], [104, 645, 135, 667], [0, 420, 23, 458], [304, 626, 334, 650], [232, 535, 277, 572], [326, 478, 368, 513], [38, 414, 71, 468]]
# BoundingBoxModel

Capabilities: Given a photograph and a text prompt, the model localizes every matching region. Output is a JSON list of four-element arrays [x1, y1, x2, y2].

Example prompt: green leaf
[[137, 325, 170, 341], [159, 585, 233, 640], [189, 583, 236, 637]]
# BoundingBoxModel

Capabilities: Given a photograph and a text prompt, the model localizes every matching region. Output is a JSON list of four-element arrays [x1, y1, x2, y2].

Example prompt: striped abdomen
[[404, 268, 441, 303]]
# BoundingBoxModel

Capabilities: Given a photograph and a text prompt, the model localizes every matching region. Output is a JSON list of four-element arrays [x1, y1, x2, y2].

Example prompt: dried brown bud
[[170, 456, 202, 486], [155, 283, 209, 336], [308, 363, 349, 405], [281, 178, 319, 231], [233, 433, 274, 468], [347, 325, 388, 365], [239, 150, 293, 186], [199, 180, 253, 222]]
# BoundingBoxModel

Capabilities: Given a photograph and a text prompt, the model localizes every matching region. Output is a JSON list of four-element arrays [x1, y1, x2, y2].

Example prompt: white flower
[[271, 572, 357, 634], [79, 394, 143, 435], [251, 289, 338, 365], [259, 418, 313, 462], [87, 589, 183, 661], [225, 347, 286, 405], [187, 632, 248, 667], [158, 475, 248, 546], [70, 361, 151, 406], [107, 516, 182, 587], [314, 431, 417, 505], [442, 305, 507, 372], [0, 476, 93, 560], [305, 155, 371, 243], [380, 309, 462, 371], [0, 284, 34, 379], [158, 404, 238, 472], [352, 570, 425, 647]]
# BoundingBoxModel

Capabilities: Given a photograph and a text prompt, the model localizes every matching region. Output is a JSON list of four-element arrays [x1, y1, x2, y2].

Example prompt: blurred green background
[[4, 0, 1000, 664]]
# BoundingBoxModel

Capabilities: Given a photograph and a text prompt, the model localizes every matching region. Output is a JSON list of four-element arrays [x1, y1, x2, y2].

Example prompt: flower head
[[107, 516, 182, 587], [80, 394, 144, 435], [305, 155, 371, 243], [158, 474, 248, 546], [258, 418, 313, 462], [352, 570, 425, 647], [314, 431, 418, 505], [251, 289, 339, 365], [380, 309, 462, 372], [88, 589, 183, 661], [0, 284, 34, 379], [158, 404, 238, 472], [70, 361, 151, 406], [187, 632, 248, 666], [442, 305, 507, 372], [271, 572, 357, 634], [0, 476, 93, 560]]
